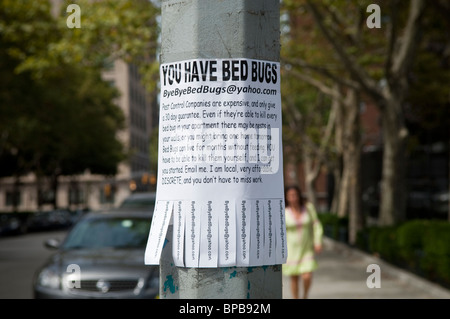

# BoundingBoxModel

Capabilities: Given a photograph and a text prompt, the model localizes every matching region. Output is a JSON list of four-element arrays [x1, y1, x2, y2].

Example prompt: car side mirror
[[44, 238, 60, 250]]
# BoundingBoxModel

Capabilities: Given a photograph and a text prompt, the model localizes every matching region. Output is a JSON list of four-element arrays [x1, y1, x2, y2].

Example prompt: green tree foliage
[[281, 0, 449, 226], [0, 0, 159, 181], [405, 2, 450, 143], [0, 0, 160, 88]]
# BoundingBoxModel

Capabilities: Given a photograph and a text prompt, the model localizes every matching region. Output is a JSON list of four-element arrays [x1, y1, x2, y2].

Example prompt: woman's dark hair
[[284, 185, 305, 207]]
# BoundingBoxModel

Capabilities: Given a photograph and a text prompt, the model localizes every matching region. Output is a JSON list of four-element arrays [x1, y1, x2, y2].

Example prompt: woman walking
[[283, 185, 323, 299]]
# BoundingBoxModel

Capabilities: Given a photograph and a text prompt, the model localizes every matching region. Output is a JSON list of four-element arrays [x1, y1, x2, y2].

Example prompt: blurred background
[[0, 0, 449, 295]]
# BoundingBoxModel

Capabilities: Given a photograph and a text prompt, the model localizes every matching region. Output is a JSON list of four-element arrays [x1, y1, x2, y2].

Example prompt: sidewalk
[[282, 237, 450, 299]]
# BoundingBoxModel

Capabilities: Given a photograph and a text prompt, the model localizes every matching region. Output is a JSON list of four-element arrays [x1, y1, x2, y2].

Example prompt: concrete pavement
[[282, 237, 450, 299]]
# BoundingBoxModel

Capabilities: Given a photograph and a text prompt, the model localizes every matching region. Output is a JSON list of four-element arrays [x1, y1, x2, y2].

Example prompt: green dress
[[282, 202, 323, 276]]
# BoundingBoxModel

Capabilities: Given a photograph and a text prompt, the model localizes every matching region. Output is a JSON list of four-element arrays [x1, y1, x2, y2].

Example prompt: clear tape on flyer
[[145, 58, 287, 268]]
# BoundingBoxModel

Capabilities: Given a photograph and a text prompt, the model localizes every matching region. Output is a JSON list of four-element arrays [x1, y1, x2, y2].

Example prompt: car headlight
[[133, 276, 159, 295], [37, 268, 61, 289]]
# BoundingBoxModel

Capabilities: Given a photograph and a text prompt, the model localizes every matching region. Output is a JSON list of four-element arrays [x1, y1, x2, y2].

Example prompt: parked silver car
[[33, 210, 158, 299]]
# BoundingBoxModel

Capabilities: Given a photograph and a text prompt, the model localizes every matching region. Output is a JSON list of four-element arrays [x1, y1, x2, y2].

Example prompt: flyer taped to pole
[[145, 58, 287, 268]]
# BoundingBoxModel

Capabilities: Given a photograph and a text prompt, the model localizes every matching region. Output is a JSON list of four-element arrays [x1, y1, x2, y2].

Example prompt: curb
[[323, 236, 450, 299]]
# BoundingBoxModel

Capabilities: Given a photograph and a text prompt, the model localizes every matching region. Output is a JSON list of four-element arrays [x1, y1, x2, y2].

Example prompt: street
[[1, 229, 449, 299], [283, 237, 450, 299], [0, 230, 68, 299]]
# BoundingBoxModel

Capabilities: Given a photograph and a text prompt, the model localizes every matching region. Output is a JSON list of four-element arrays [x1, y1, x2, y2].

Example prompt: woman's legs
[[290, 275, 300, 299], [290, 272, 313, 299], [301, 272, 313, 299]]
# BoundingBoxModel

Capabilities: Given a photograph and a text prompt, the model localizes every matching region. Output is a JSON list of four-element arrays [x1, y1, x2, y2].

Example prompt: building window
[[38, 190, 55, 205], [100, 184, 115, 204], [68, 188, 85, 205], [5, 191, 21, 207]]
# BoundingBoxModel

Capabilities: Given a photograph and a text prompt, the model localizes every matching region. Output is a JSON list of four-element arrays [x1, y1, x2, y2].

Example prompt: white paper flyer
[[145, 58, 287, 268]]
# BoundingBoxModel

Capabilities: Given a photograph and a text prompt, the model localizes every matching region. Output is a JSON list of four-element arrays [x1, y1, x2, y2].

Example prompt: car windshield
[[120, 199, 155, 209], [119, 194, 156, 210], [62, 217, 151, 250]]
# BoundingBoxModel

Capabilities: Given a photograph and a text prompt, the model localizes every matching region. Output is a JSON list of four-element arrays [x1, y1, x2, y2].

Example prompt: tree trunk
[[50, 173, 59, 210], [335, 88, 362, 232], [302, 149, 319, 209], [377, 0, 423, 225], [348, 151, 362, 245], [12, 175, 21, 213], [337, 165, 350, 218], [332, 92, 345, 217], [305, 0, 424, 228], [345, 89, 362, 245], [36, 174, 42, 211], [330, 162, 341, 214], [379, 95, 409, 226], [332, 93, 344, 216]]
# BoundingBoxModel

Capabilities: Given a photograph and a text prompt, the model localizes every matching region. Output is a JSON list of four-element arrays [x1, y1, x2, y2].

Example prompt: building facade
[[0, 60, 157, 212]]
